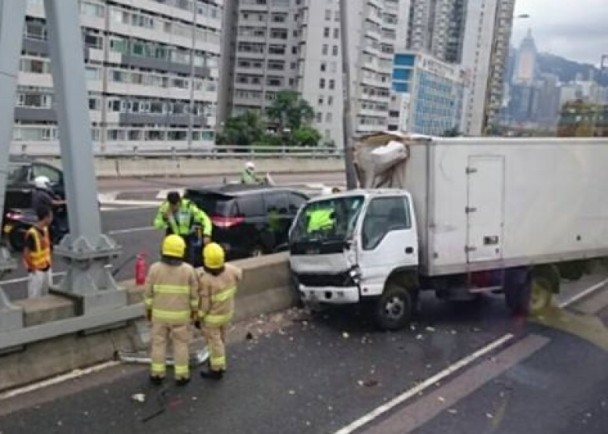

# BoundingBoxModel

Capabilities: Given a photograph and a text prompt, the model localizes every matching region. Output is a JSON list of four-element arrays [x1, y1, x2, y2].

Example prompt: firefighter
[[23, 206, 53, 298], [198, 242, 242, 380], [153, 191, 212, 266], [144, 235, 199, 386]]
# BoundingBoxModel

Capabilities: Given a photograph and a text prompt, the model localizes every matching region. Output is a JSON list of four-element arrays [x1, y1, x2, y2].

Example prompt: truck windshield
[[290, 195, 365, 243]]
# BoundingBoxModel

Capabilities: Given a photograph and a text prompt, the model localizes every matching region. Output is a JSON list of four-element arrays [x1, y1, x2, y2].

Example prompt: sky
[[511, 0, 608, 66]]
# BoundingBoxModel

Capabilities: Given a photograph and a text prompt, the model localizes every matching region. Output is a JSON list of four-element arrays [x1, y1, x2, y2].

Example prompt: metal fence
[[17, 144, 345, 160]]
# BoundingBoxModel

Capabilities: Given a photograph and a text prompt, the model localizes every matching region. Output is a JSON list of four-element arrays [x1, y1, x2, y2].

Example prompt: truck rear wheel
[[505, 274, 554, 315], [374, 284, 413, 331]]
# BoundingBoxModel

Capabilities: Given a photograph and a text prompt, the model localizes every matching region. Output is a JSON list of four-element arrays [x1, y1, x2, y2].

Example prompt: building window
[[325, 9, 331, 20], [319, 78, 325, 89], [322, 44, 328, 55], [326, 113, 332, 122], [320, 62, 326, 72], [332, 45, 338, 56], [394, 54, 415, 66], [318, 96, 324, 105], [328, 96, 334, 106], [329, 79, 335, 90], [324, 27, 330, 37], [334, 28, 340, 39]]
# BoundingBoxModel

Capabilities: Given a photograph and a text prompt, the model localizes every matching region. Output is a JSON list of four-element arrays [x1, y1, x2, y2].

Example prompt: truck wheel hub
[[385, 297, 404, 319]]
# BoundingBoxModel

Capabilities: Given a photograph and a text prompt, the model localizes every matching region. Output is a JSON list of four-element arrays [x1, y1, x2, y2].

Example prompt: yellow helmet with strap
[[203, 242, 225, 269], [162, 234, 186, 258]]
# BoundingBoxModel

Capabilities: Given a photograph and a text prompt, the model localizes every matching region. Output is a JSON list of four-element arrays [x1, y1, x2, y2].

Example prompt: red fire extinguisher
[[135, 252, 147, 286]]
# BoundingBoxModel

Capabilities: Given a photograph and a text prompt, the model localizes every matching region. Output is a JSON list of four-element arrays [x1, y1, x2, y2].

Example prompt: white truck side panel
[[412, 138, 608, 276]]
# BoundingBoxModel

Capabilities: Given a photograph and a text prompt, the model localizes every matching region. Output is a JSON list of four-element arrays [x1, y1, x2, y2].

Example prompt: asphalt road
[[0, 281, 607, 434]]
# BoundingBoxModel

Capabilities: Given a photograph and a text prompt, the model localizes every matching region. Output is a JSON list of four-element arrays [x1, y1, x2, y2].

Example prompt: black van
[[184, 185, 309, 261]]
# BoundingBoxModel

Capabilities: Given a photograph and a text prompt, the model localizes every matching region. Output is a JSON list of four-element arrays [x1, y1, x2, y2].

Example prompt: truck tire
[[505, 273, 553, 315], [374, 284, 413, 331]]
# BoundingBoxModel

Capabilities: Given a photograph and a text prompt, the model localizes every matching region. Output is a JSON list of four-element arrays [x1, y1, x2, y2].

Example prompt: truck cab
[[289, 189, 419, 329]]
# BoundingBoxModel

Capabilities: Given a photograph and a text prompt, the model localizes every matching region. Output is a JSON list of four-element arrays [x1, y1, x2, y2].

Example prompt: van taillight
[[211, 215, 244, 228]]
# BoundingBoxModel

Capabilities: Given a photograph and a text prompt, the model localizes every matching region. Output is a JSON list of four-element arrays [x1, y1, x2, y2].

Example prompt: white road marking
[[558, 276, 608, 308], [0, 361, 121, 401], [107, 226, 155, 235], [333, 333, 515, 434]]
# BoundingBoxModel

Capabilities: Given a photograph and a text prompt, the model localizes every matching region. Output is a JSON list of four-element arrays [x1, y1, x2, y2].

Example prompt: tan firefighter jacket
[[144, 261, 199, 324], [198, 264, 242, 327]]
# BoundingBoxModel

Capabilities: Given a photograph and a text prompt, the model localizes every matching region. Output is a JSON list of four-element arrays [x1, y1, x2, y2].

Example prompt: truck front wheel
[[374, 284, 414, 331]]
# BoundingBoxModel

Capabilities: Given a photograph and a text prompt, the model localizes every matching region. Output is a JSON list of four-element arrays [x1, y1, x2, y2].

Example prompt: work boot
[[176, 377, 191, 387], [149, 375, 164, 385], [200, 369, 224, 380]]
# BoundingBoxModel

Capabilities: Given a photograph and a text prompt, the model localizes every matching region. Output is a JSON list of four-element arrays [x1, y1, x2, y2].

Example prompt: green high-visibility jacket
[[153, 199, 212, 237], [241, 170, 262, 185], [307, 208, 334, 232]]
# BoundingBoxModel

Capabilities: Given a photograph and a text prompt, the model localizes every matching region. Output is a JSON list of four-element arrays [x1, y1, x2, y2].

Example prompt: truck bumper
[[298, 285, 360, 304]]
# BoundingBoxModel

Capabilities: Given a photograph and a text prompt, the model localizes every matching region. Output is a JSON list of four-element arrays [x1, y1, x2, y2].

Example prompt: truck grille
[[296, 272, 354, 288]]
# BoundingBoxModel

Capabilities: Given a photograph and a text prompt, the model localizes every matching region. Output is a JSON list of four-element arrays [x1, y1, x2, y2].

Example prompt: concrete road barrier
[[0, 253, 294, 392], [39, 157, 344, 178]]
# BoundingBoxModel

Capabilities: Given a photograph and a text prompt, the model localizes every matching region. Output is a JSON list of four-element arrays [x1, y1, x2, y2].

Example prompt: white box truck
[[288, 133, 608, 330]]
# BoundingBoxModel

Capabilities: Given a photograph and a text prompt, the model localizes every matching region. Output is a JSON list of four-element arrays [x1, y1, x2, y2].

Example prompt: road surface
[[0, 278, 607, 433]]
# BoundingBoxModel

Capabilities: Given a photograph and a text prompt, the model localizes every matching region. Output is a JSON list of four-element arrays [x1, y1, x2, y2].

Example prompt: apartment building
[[406, 0, 466, 64], [221, 0, 408, 145], [14, 0, 223, 154]]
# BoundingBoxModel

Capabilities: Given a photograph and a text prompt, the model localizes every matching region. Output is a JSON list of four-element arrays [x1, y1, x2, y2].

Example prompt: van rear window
[[185, 191, 236, 216]]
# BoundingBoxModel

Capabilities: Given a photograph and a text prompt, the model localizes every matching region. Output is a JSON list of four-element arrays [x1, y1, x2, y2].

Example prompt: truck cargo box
[[358, 135, 608, 276]]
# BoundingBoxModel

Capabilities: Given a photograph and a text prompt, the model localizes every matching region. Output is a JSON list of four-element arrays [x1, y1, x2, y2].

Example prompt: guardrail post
[[44, 0, 125, 314], [0, 0, 26, 334]]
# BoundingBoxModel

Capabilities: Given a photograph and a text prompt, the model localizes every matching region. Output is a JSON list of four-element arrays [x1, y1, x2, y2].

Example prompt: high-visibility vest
[[23, 227, 51, 271], [198, 264, 242, 327]]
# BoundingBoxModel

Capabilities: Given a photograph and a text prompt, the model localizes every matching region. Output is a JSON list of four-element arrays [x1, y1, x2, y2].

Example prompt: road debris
[[131, 393, 146, 403], [438, 396, 446, 402], [486, 413, 494, 419], [416, 334, 424, 340], [448, 409, 458, 415], [342, 332, 350, 339], [425, 326, 436, 332], [289, 390, 296, 395]]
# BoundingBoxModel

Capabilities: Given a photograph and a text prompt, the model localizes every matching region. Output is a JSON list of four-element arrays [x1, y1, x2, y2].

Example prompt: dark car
[[2, 157, 67, 251], [184, 184, 309, 262], [5, 156, 66, 208]]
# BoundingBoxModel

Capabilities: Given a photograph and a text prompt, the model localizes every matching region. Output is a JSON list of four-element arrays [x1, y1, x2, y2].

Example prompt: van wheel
[[374, 284, 413, 331]]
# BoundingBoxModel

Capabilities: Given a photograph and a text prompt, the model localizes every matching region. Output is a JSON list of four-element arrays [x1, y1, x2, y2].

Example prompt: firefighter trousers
[[202, 325, 227, 372], [150, 322, 191, 380]]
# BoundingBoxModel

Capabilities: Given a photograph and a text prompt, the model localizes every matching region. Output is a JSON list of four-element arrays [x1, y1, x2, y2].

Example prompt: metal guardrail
[[18, 145, 345, 160]]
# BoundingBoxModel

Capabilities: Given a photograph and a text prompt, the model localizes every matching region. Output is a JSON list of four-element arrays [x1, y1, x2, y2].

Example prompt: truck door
[[358, 195, 418, 296], [466, 156, 505, 263]]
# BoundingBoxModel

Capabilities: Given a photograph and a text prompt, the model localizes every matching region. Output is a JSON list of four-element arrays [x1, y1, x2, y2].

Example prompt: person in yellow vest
[[144, 235, 199, 386], [198, 242, 242, 380], [23, 206, 53, 298]]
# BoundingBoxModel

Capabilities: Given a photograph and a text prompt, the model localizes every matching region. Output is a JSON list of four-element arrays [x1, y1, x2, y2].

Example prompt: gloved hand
[[146, 309, 152, 322], [194, 320, 201, 330]]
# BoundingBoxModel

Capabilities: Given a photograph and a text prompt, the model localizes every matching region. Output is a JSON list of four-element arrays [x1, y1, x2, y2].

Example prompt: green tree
[[217, 111, 266, 149], [293, 125, 322, 147], [266, 90, 315, 132]]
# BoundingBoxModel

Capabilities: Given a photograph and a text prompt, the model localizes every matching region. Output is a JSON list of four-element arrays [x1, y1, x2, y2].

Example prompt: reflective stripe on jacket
[[23, 226, 51, 271], [144, 261, 199, 324], [198, 263, 242, 327], [153, 199, 212, 237]]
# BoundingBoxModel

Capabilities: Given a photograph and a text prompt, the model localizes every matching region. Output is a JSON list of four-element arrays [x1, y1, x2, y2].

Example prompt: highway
[[1, 172, 344, 300], [1, 276, 607, 433]]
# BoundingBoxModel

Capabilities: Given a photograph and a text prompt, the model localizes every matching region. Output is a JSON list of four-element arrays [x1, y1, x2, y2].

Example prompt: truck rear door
[[466, 156, 505, 263]]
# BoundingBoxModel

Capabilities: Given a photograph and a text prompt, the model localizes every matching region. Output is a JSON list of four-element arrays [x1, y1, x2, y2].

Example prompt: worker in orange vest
[[197, 242, 242, 379], [23, 206, 53, 298], [144, 235, 199, 386]]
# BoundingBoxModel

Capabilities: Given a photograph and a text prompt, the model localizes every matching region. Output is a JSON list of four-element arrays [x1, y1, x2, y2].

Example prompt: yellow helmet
[[203, 242, 225, 269], [162, 235, 186, 258]]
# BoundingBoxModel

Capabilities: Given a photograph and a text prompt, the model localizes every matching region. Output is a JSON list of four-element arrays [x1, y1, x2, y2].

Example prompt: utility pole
[[339, 0, 358, 189]]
